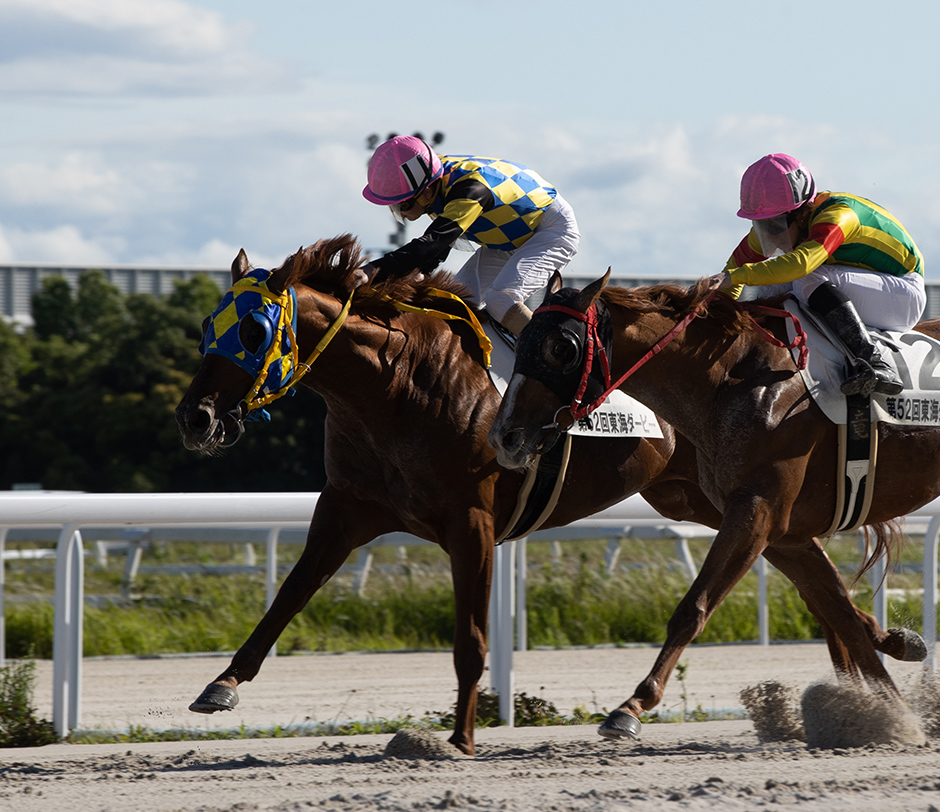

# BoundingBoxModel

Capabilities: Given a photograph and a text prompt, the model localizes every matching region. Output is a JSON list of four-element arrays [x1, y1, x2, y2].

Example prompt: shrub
[[0, 659, 59, 747]]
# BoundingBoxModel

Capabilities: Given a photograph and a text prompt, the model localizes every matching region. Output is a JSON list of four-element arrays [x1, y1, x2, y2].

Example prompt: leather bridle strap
[[535, 286, 809, 425], [535, 288, 719, 421]]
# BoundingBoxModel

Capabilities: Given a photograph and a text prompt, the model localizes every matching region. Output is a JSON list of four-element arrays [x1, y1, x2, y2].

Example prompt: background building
[[3, 261, 940, 327]]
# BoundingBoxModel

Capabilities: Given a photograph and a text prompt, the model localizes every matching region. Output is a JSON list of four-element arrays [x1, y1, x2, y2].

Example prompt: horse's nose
[[488, 421, 526, 458], [492, 425, 524, 456], [176, 400, 215, 441]]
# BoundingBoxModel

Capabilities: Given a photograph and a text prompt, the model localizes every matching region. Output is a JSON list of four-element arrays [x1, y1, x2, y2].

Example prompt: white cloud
[[0, 0, 294, 97], [0, 0, 231, 56], [0, 153, 123, 214], [139, 238, 279, 271], [0, 222, 121, 263], [1, 107, 938, 282]]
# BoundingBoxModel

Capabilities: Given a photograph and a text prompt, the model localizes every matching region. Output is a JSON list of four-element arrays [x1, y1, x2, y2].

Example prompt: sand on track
[[3, 642, 938, 812]]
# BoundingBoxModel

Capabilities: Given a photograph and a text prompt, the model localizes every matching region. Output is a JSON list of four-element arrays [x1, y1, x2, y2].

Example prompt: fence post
[[265, 528, 280, 658], [515, 539, 527, 652], [53, 524, 84, 737], [489, 542, 514, 727], [925, 518, 939, 674], [756, 556, 769, 645], [870, 546, 887, 666], [0, 527, 7, 666]]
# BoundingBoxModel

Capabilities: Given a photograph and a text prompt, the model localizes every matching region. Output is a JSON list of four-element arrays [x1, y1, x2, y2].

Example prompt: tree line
[[0, 271, 327, 492]]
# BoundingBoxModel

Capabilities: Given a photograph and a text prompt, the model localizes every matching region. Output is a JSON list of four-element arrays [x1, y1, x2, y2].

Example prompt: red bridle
[[534, 286, 808, 426]]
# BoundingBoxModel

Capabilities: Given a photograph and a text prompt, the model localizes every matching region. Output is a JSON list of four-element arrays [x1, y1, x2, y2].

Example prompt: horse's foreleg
[[444, 526, 494, 757], [189, 487, 394, 713], [597, 491, 779, 738], [599, 499, 772, 740]]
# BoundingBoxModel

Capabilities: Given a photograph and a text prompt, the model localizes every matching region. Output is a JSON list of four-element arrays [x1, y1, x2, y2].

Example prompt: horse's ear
[[266, 248, 301, 296], [541, 269, 564, 305], [572, 268, 611, 313], [231, 249, 251, 284]]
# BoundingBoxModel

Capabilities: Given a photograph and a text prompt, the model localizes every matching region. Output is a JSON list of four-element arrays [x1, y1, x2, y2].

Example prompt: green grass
[[2, 533, 935, 660], [3, 531, 934, 746]]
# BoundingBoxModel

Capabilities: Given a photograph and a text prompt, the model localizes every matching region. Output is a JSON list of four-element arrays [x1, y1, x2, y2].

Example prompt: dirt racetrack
[[3, 642, 940, 811]]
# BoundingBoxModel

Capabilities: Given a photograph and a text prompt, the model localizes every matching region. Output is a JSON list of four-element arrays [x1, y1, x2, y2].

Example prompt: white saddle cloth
[[783, 298, 940, 426], [484, 322, 663, 439]]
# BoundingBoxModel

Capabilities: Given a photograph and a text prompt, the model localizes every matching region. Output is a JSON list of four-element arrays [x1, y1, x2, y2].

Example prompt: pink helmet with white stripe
[[362, 136, 443, 205], [737, 153, 816, 219]]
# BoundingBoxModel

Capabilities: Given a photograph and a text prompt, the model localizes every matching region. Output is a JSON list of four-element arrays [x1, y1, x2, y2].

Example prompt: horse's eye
[[239, 314, 273, 355], [543, 334, 579, 371]]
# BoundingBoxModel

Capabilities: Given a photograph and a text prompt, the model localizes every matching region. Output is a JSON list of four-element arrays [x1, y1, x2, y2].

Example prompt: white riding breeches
[[453, 193, 581, 324], [785, 266, 926, 332]]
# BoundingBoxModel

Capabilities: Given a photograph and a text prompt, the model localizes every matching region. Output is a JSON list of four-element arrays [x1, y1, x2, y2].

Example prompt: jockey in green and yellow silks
[[712, 153, 925, 398]]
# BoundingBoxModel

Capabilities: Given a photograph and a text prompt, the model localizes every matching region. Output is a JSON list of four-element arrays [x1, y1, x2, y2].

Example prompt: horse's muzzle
[[488, 421, 556, 470], [176, 400, 230, 452]]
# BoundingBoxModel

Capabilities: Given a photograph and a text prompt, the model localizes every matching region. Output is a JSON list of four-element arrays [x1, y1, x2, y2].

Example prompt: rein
[[736, 299, 808, 369], [383, 287, 492, 367], [536, 284, 809, 431]]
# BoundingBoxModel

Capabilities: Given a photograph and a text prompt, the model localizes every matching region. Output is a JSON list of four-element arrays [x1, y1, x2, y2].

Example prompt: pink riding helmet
[[737, 153, 816, 219], [362, 136, 444, 205]]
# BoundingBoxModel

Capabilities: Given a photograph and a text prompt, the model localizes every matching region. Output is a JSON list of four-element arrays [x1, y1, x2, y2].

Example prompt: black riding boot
[[806, 282, 903, 396]]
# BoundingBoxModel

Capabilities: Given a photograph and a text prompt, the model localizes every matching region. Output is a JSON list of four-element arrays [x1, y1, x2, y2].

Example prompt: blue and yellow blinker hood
[[198, 267, 492, 422], [199, 268, 299, 412]]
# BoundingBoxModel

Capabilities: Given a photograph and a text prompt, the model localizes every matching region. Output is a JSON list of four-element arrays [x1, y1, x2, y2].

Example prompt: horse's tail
[[851, 519, 905, 590]]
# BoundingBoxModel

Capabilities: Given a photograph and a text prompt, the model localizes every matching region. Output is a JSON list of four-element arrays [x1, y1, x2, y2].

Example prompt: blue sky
[[1, 0, 938, 280]]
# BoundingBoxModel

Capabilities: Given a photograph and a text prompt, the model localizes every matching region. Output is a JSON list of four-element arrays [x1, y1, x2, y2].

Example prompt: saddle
[[784, 298, 940, 534]]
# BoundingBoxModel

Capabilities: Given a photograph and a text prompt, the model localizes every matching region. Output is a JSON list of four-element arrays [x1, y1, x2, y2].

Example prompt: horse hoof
[[889, 627, 928, 662], [189, 683, 239, 714], [597, 709, 641, 740]]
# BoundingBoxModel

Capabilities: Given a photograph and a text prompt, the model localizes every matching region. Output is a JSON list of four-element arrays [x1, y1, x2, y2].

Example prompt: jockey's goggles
[[752, 213, 795, 257], [198, 268, 299, 412], [389, 193, 425, 224]]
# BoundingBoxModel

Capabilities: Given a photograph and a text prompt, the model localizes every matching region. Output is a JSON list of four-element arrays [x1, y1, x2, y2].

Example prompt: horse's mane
[[600, 278, 788, 337], [278, 234, 476, 318]]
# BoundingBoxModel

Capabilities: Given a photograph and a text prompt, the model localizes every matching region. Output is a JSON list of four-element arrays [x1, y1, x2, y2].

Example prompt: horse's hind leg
[[761, 540, 904, 700], [189, 485, 395, 713], [854, 608, 927, 662], [799, 538, 925, 661]]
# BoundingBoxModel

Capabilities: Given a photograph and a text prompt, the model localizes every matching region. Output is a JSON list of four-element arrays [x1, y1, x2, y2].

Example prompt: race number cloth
[[783, 298, 940, 426], [484, 322, 663, 439]]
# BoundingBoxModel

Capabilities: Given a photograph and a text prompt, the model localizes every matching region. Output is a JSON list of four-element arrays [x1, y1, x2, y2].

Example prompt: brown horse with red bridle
[[175, 235, 731, 755], [489, 271, 938, 741], [177, 238, 922, 752]]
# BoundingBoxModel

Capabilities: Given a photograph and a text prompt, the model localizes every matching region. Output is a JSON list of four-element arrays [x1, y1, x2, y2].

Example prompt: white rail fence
[[0, 491, 938, 735]]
